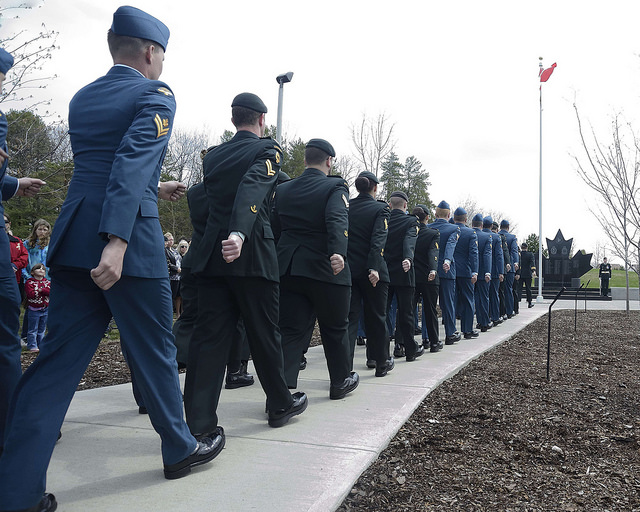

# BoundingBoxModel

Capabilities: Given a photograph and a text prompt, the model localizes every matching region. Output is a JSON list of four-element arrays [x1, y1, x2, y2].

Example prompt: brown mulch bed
[[339, 310, 640, 511], [20, 310, 640, 510]]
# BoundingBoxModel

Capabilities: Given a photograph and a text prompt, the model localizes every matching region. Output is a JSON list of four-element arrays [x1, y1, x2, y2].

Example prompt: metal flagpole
[[537, 57, 544, 303]]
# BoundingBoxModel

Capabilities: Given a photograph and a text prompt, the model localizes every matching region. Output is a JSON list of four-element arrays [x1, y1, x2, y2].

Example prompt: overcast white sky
[[3, 0, 640, 263]]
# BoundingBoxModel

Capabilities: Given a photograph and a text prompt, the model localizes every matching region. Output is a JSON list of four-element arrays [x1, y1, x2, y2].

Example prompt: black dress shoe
[[164, 428, 225, 479], [356, 336, 366, 346], [268, 392, 308, 427], [463, 330, 479, 339], [366, 359, 376, 369], [225, 363, 255, 389], [507, 314, 514, 319], [430, 342, 442, 353], [299, 355, 307, 371], [444, 333, 461, 345], [492, 319, 502, 326], [528, 303, 534, 308], [12, 493, 58, 512], [393, 345, 405, 358], [375, 357, 394, 377], [406, 345, 425, 362], [329, 372, 359, 400], [480, 326, 488, 333], [138, 406, 148, 414]]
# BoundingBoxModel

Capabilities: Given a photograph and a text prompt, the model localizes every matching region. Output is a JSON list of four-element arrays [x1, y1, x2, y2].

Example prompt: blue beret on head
[[483, 215, 493, 227], [454, 207, 467, 216], [358, 170, 379, 184], [437, 200, 450, 210], [0, 48, 14, 75], [232, 92, 268, 113], [111, 6, 170, 51], [389, 191, 409, 202], [306, 138, 335, 157], [449, 217, 455, 224], [472, 213, 484, 223], [500, 219, 509, 228]]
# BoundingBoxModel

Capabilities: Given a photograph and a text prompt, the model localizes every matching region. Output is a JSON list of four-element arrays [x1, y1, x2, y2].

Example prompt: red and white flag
[[539, 62, 557, 82]]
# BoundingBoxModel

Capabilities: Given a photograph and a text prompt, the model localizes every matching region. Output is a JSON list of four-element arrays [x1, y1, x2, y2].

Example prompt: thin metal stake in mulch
[[574, 283, 585, 332], [583, 279, 590, 312], [547, 287, 566, 382]]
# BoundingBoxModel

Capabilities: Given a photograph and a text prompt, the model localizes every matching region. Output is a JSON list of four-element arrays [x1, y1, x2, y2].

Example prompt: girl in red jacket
[[25, 263, 50, 352]]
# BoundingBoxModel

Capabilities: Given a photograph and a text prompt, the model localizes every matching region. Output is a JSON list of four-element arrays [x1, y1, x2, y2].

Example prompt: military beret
[[437, 200, 450, 209], [306, 138, 335, 157], [492, 221, 499, 229], [500, 219, 510, 228], [357, 171, 379, 184], [483, 215, 493, 227], [0, 48, 13, 76], [454, 206, 467, 216], [449, 217, 455, 224], [472, 213, 484, 223], [111, 6, 170, 51], [389, 191, 409, 202], [231, 92, 268, 113], [416, 204, 429, 212]]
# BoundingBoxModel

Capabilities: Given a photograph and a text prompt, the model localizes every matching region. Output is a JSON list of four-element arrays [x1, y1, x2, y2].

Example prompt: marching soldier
[[453, 207, 479, 339]]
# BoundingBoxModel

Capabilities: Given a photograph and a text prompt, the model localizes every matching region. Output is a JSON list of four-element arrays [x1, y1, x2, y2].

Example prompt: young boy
[[24, 262, 50, 352]]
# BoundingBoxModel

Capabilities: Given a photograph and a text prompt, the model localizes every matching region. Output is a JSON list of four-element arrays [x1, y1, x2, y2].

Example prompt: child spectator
[[24, 263, 50, 353], [22, 218, 51, 280]]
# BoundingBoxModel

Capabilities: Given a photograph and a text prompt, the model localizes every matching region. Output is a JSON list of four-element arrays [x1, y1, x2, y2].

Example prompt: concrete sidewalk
[[43, 300, 636, 511]]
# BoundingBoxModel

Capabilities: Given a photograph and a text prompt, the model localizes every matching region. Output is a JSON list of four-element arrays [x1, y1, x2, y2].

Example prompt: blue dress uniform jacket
[[498, 230, 518, 315], [484, 228, 504, 323], [473, 227, 493, 327], [428, 218, 459, 280], [0, 106, 22, 454], [0, 66, 199, 511], [453, 224, 479, 278]]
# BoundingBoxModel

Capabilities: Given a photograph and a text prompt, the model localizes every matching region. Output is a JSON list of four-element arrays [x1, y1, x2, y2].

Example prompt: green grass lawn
[[581, 268, 639, 288]]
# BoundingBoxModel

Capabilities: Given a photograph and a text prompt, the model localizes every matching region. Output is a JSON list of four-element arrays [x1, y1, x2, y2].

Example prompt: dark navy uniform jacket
[[473, 227, 493, 278], [384, 209, 419, 287], [453, 223, 479, 278], [520, 250, 536, 278], [273, 168, 351, 286], [347, 194, 390, 282], [47, 65, 175, 277], [192, 131, 283, 281], [499, 230, 519, 273], [181, 183, 207, 272], [414, 224, 439, 286], [484, 229, 505, 277], [428, 218, 459, 280]]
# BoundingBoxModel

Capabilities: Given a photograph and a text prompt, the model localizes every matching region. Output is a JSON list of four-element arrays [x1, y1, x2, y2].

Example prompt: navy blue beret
[[449, 217, 455, 224], [306, 138, 335, 157], [0, 48, 14, 75], [472, 213, 484, 223], [111, 6, 170, 51], [483, 215, 493, 227], [358, 171, 379, 184], [437, 200, 450, 209], [389, 191, 409, 202], [500, 219, 509, 228], [454, 207, 467, 216], [232, 92, 268, 113]]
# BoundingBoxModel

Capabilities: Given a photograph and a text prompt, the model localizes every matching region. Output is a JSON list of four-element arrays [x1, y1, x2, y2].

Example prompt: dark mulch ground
[[20, 310, 640, 510], [339, 310, 640, 511]]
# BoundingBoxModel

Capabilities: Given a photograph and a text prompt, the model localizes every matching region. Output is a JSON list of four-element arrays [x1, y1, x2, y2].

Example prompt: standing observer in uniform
[[186, 93, 307, 434], [274, 138, 359, 399], [518, 242, 536, 308], [0, 9, 221, 512], [599, 257, 612, 297], [346, 171, 393, 377]]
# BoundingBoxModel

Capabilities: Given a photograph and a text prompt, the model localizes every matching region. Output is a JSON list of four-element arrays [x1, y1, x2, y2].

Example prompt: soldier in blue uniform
[[471, 213, 492, 331], [452, 207, 479, 339], [0, 9, 222, 512], [428, 201, 460, 344], [0, 48, 46, 461], [274, 138, 359, 398], [483, 216, 504, 326], [498, 219, 518, 318]]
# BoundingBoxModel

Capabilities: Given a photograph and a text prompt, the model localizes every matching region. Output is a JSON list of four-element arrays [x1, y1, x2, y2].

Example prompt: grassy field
[[580, 268, 639, 288]]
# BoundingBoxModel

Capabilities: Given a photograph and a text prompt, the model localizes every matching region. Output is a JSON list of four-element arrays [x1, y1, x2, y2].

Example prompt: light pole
[[276, 72, 293, 145]]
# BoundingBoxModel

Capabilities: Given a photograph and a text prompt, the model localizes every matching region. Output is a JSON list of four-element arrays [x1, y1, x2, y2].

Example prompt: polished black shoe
[[507, 314, 514, 319], [138, 406, 148, 414], [463, 330, 480, 339], [164, 428, 225, 480], [299, 355, 307, 371], [375, 358, 394, 377], [444, 333, 461, 345], [492, 319, 502, 326], [430, 342, 442, 353], [475, 323, 482, 329], [13, 493, 58, 512], [268, 392, 308, 427], [528, 303, 534, 308], [366, 359, 377, 369], [393, 345, 405, 358], [225, 362, 255, 389], [480, 325, 488, 333], [406, 345, 425, 362], [329, 372, 359, 400], [356, 336, 366, 346]]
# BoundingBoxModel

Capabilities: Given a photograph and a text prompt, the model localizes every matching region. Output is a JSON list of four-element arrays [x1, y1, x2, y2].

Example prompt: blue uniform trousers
[[475, 279, 491, 327], [504, 273, 515, 315], [456, 277, 475, 334], [0, 269, 196, 510], [439, 278, 456, 336], [0, 233, 22, 452], [489, 278, 501, 322]]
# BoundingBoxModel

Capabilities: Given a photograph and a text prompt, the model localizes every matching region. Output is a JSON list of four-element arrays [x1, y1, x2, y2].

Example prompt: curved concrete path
[[41, 299, 637, 511]]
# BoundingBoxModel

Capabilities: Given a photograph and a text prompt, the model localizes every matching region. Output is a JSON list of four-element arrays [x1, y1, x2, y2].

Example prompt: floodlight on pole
[[276, 72, 293, 144]]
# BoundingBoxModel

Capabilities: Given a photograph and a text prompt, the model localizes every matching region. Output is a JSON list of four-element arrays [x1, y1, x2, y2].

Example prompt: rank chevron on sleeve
[[154, 113, 170, 138]]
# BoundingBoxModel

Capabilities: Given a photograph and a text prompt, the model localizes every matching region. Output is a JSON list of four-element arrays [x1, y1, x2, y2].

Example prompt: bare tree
[[455, 195, 517, 232], [573, 105, 640, 311], [332, 154, 360, 189], [591, 240, 607, 268], [163, 128, 212, 187], [351, 113, 396, 179]]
